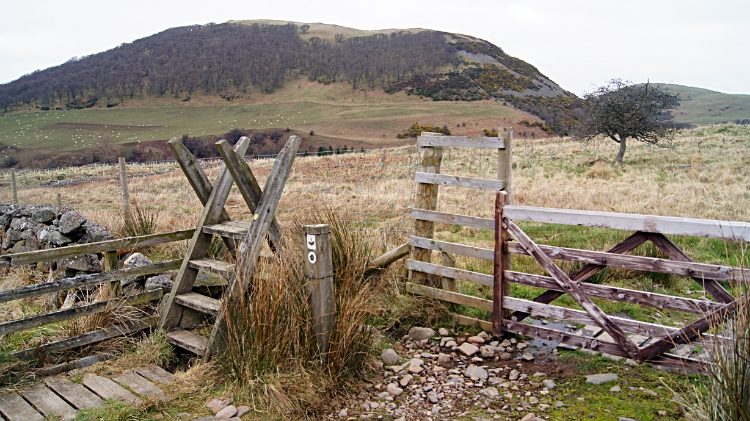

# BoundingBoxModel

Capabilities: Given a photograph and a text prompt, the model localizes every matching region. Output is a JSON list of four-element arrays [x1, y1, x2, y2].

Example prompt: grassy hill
[[654, 83, 750, 125]]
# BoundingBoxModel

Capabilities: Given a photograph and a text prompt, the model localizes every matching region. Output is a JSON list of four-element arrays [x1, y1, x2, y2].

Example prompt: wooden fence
[[0, 230, 192, 367], [405, 130, 750, 372]]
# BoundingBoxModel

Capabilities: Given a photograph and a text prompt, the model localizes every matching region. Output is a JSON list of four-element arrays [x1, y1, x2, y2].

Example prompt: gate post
[[410, 133, 443, 285], [303, 224, 336, 363], [493, 191, 508, 336]]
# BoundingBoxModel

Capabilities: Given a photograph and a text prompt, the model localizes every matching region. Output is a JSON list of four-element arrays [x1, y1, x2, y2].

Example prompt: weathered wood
[[410, 145, 443, 284], [168, 138, 237, 256], [451, 313, 493, 331], [0, 391, 45, 421], [304, 224, 336, 361], [21, 384, 77, 421], [82, 373, 142, 405], [647, 233, 735, 302], [0, 260, 180, 303], [207, 135, 300, 358], [493, 192, 508, 336], [45, 377, 104, 410], [498, 127, 513, 204], [113, 370, 167, 401], [188, 258, 235, 277], [407, 259, 492, 286], [174, 292, 221, 315], [0, 289, 162, 335], [417, 136, 505, 149], [134, 366, 175, 384], [11, 316, 157, 361], [119, 157, 130, 216], [166, 328, 207, 357], [159, 138, 250, 331], [441, 251, 457, 292], [503, 205, 750, 242], [410, 236, 493, 260], [501, 320, 631, 358], [11, 168, 18, 205], [216, 138, 285, 255], [366, 242, 411, 275], [411, 208, 493, 231], [503, 218, 641, 360], [203, 220, 252, 238], [10, 231, 193, 266], [414, 172, 505, 191], [104, 250, 121, 297]]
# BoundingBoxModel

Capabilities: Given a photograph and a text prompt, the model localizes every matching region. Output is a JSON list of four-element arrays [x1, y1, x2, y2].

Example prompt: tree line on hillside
[[0, 23, 457, 111]]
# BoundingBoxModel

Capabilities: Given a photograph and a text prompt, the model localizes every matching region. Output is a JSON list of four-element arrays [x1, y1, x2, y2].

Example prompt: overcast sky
[[1, 0, 748, 96]]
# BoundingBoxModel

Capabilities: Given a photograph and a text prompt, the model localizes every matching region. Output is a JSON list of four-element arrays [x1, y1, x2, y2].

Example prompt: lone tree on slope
[[579, 79, 680, 164]]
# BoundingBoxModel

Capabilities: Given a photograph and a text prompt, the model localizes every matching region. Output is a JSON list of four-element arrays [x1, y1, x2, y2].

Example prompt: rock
[[533, 372, 546, 377], [47, 230, 72, 246], [80, 222, 114, 243], [479, 387, 500, 399], [467, 336, 485, 345], [529, 396, 539, 404], [236, 406, 250, 418], [381, 348, 400, 365], [643, 389, 658, 397], [399, 374, 413, 387], [31, 206, 56, 223], [427, 391, 439, 403], [509, 370, 519, 381], [145, 275, 173, 291], [59, 254, 102, 272], [206, 399, 225, 413], [338, 408, 348, 418], [407, 364, 423, 374], [457, 342, 479, 356], [480, 347, 495, 358], [436, 353, 453, 367], [554, 401, 564, 408], [618, 418, 636, 421], [517, 342, 528, 350], [124, 252, 153, 268], [520, 414, 536, 421], [444, 340, 457, 348], [542, 379, 557, 390], [584, 373, 619, 385], [521, 353, 535, 361], [216, 405, 237, 418], [58, 211, 86, 234], [658, 410, 668, 416], [465, 365, 488, 381], [386, 383, 403, 396], [408, 327, 435, 341], [499, 339, 511, 347], [499, 352, 512, 360], [610, 385, 622, 393], [438, 327, 450, 336]]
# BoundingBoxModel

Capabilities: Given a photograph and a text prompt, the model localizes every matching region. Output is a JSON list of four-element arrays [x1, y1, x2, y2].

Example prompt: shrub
[[396, 123, 451, 138], [1, 156, 18, 168], [225, 128, 247, 145], [483, 129, 498, 137], [309, 131, 315, 136]]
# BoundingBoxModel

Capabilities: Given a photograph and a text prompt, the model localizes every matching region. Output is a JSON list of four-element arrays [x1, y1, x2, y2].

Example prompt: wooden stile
[[493, 192, 508, 336]]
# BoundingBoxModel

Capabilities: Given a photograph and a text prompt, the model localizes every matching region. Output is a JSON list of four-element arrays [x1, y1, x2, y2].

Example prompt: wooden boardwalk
[[0, 366, 174, 421]]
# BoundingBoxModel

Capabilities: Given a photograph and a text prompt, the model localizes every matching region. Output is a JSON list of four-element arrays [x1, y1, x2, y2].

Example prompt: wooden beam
[[365, 242, 411, 275], [417, 136, 505, 149], [502, 218, 641, 361], [215, 138, 285, 255], [9, 230, 194, 266], [493, 192, 508, 336], [411, 208, 493, 231], [0, 260, 181, 303], [414, 172, 504, 191], [503, 205, 750, 242], [409, 145, 443, 284], [0, 290, 162, 336]]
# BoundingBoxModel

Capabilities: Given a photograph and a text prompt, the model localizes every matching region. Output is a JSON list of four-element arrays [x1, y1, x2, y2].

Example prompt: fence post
[[499, 127, 513, 204], [303, 224, 336, 363], [11, 169, 18, 205], [493, 191, 508, 336], [409, 133, 443, 285], [118, 157, 130, 216], [56, 193, 62, 209], [104, 251, 122, 298], [441, 251, 456, 292]]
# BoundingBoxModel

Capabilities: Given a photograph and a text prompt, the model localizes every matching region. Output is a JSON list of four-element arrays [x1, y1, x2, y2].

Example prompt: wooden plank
[[20, 384, 77, 421], [451, 313, 492, 331], [10, 230, 193, 266], [188, 258, 235, 277], [113, 370, 168, 401], [45, 377, 104, 410], [647, 233, 735, 302], [366, 242, 411, 275], [417, 135, 505, 149], [493, 192, 508, 336], [503, 205, 750, 242], [11, 316, 157, 361], [174, 292, 221, 315], [166, 328, 208, 356], [441, 251, 457, 292], [410, 236, 493, 260], [409, 145, 443, 285], [0, 260, 181, 303], [168, 138, 238, 257], [414, 172, 504, 191], [0, 391, 45, 421], [503, 218, 641, 360], [159, 138, 250, 331], [82, 373, 142, 405], [0, 290, 162, 335], [203, 221, 251, 238], [501, 320, 631, 358], [411, 208, 493, 231], [216, 139, 285, 255], [207, 135, 301, 358], [407, 259, 493, 286], [134, 366, 175, 384]]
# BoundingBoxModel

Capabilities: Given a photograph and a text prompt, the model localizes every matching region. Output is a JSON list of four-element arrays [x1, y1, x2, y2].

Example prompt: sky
[[1, 0, 748, 96]]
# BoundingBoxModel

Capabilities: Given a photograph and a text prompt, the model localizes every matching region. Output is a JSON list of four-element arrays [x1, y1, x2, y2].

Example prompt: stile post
[[409, 136, 443, 285], [11, 169, 18, 205], [441, 251, 456, 292], [493, 191, 508, 336], [498, 127, 513, 204], [303, 224, 336, 363], [118, 157, 131, 216], [104, 251, 122, 298], [56, 193, 61, 209]]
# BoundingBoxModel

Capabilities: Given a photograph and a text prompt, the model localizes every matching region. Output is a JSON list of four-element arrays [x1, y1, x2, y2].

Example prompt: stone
[[31, 206, 56, 223], [436, 353, 453, 367], [499, 352, 513, 360], [407, 364, 423, 374], [236, 406, 250, 418], [427, 391, 439, 403], [58, 211, 86, 234], [517, 342, 528, 350], [59, 254, 102, 272], [584, 373, 619, 385], [618, 418, 636, 421], [145, 275, 173, 291], [610, 385, 622, 393], [408, 327, 435, 341], [554, 401, 564, 408], [216, 405, 237, 418], [399, 374, 413, 387], [457, 342, 479, 356], [80, 222, 114, 243], [533, 372, 546, 377], [47, 230, 72, 246], [480, 346, 495, 358], [206, 399, 225, 413], [465, 365, 488, 381], [529, 396, 539, 405], [124, 252, 153, 268], [438, 327, 450, 336], [509, 370, 519, 381], [467, 336, 485, 345], [643, 389, 658, 397], [521, 353, 535, 361], [444, 340, 457, 348], [542, 379, 556, 390], [381, 348, 400, 365], [338, 408, 348, 418], [386, 383, 403, 396], [520, 414, 536, 421], [479, 387, 500, 399]]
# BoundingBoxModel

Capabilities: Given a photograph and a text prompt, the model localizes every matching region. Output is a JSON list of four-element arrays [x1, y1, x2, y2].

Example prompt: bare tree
[[300, 24, 310, 34]]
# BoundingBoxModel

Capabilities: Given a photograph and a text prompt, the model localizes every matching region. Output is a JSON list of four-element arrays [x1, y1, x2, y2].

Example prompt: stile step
[[174, 292, 221, 316], [166, 329, 208, 357], [203, 221, 252, 240], [189, 258, 235, 277]]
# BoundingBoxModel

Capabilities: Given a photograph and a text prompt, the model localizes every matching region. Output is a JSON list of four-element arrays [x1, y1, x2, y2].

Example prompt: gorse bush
[[397, 122, 451, 138]]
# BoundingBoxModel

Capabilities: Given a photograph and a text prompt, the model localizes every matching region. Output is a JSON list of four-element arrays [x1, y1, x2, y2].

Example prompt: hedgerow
[[396, 123, 451, 138]]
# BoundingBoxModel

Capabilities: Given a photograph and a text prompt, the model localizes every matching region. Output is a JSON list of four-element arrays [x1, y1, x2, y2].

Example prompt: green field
[[655, 83, 750, 125]]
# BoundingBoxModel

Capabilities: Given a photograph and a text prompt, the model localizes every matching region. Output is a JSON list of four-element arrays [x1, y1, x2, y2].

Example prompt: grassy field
[[656, 83, 750, 125]]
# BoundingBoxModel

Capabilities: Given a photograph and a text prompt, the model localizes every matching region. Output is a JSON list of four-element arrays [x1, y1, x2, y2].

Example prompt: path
[[0, 366, 174, 421]]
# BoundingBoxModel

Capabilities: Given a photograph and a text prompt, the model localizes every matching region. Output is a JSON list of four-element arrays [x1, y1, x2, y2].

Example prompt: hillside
[[0, 21, 581, 168], [653, 84, 750, 125]]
